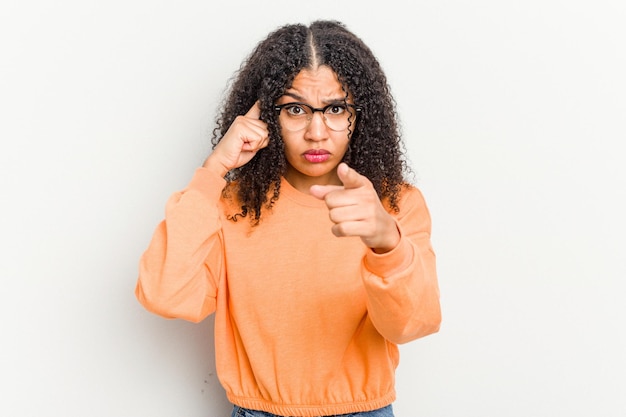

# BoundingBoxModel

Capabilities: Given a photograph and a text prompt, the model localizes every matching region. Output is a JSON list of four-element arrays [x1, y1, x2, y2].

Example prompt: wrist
[[371, 222, 401, 254], [202, 155, 229, 178]]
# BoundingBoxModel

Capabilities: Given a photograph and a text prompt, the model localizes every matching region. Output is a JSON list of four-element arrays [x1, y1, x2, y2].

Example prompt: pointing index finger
[[309, 184, 344, 200], [246, 101, 262, 119]]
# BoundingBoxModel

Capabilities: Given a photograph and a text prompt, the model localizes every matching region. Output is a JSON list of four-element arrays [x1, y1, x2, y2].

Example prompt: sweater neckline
[[279, 177, 328, 208]]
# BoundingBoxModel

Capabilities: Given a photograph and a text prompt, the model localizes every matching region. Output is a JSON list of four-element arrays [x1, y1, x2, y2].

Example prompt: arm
[[135, 169, 227, 322], [361, 187, 441, 344], [309, 165, 440, 344], [136, 102, 269, 322]]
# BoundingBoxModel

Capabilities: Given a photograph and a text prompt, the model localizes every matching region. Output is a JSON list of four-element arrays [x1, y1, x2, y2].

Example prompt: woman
[[136, 20, 441, 417]]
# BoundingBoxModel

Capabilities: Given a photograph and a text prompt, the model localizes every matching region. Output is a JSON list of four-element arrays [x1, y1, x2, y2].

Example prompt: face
[[276, 65, 355, 193]]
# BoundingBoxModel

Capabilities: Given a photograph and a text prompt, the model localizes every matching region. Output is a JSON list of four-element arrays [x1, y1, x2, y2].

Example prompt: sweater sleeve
[[361, 187, 441, 344], [135, 167, 227, 323]]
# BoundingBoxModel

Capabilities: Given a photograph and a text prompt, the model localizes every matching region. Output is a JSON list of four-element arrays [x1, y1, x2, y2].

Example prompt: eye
[[284, 104, 308, 116], [325, 105, 347, 116]]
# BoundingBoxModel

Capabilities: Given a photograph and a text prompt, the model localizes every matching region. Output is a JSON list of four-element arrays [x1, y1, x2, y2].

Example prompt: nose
[[304, 111, 329, 141]]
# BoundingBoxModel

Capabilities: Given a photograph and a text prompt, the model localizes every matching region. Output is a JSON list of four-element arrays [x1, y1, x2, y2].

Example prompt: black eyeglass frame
[[274, 102, 363, 130], [274, 102, 362, 115]]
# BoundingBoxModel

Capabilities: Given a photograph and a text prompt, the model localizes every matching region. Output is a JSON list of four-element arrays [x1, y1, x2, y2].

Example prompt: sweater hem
[[227, 391, 395, 417]]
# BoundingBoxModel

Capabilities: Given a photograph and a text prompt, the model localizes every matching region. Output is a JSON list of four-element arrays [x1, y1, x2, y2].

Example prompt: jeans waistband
[[232, 404, 394, 417]]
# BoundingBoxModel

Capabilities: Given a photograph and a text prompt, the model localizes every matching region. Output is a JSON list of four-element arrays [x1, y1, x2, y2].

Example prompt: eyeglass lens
[[278, 103, 357, 132]]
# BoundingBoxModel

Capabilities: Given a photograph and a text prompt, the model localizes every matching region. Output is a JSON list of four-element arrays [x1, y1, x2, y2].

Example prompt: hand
[[203, 102, 269, 176], [309, 163, 401, 253]]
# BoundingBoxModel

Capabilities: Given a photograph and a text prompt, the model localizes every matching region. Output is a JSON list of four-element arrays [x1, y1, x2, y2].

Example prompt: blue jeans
[[231, 404, 394, 417]]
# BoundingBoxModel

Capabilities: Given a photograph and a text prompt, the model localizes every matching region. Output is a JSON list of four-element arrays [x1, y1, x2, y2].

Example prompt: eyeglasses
[[274, 102, 362, 132]]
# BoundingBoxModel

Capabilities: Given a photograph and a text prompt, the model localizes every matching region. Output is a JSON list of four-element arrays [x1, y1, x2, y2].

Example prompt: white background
[[1, 1, 625, 416]]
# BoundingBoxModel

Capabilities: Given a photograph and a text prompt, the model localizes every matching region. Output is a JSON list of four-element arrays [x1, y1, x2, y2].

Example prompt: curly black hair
[[211, 20, 410, 223]]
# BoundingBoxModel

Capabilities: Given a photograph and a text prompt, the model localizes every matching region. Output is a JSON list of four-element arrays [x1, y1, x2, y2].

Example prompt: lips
[[303, 149, 331, 163]]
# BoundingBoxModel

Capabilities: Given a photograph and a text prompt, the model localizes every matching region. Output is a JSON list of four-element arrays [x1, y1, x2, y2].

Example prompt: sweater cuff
[[364, 234, 414, 279], [187, 167, 228, 200]]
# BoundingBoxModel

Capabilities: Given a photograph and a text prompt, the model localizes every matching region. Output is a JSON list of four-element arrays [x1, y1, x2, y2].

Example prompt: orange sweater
[[136, 167, 441, 417]]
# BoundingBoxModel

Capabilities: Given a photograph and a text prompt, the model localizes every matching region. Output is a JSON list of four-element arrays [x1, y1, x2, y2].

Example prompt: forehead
[[284, 65, 347, 100]]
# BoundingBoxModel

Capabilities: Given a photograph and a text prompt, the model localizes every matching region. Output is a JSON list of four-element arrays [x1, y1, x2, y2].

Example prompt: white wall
[[1, 1, 624, 416]]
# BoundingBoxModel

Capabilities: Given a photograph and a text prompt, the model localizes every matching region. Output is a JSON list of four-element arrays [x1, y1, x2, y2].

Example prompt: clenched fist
[[203, 101, 269, 177]]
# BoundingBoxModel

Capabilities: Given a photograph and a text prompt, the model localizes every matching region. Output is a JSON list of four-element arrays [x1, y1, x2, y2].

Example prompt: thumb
[[337, 163, 367, 189]]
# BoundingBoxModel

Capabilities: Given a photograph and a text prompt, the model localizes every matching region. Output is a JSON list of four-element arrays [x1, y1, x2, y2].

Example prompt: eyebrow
[[281, 91, 347, 104]]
